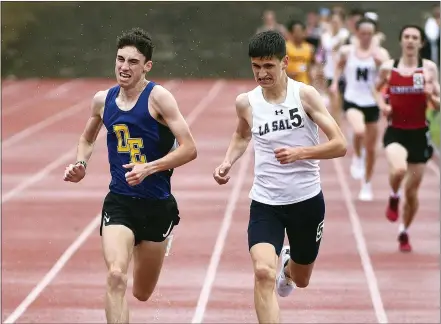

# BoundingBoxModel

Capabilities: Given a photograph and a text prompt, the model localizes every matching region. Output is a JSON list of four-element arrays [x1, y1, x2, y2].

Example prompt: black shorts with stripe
[[248, 191, 325, 265]]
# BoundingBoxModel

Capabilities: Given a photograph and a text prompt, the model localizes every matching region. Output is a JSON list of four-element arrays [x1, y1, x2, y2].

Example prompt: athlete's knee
[[404, 187, 418, 202], [132, 287, 153, 302], [288, 263, 312, 288], [294, 277, 310, 288], [254, 262, 277, 285], [287, 256, 315, 289], [329, 90, 339, 99], [365, 146, 376, 156], [107, 268, 128, 292], [392, 165, 407, 179], [353, 126, 366, 138]]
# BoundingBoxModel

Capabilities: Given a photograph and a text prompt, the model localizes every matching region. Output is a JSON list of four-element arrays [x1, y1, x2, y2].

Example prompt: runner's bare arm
[[331, 45, 350, 89], [374, 60, 393, 91], [372, 59, 393, 107], [76, 90, 106, 164], [298, 85, 347, 159], [426, 60, 440, 109], [331, 33, 347, 52], [374, 47, 391, 67], [223, 93, 252, 166], [148, 86, 197, 172]]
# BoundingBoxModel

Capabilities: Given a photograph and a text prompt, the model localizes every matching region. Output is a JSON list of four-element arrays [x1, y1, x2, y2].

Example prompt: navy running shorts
[[248, 191, 325, 265]]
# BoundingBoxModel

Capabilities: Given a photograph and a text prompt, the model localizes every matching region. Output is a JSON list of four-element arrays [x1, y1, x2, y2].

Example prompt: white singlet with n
[[343, 47, 378, 107], [248, 78, 321, 205]]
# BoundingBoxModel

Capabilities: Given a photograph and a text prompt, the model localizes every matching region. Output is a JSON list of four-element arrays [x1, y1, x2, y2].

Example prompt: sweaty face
[[357, 23, 375, 47], [251, 56, 287, 88], [115, 46, 151, 88], [400, 27, 423, 56]]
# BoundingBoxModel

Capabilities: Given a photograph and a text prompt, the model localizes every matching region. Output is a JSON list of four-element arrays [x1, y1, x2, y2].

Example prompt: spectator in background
[[424, 5, 440, 66], [305, 10, 327, 93], [318, 7, 331, 33], [305, 11, 322, 52], [331, 5, 346, 17], [256, 10, 288, 39], [285, 20, 315, 85]]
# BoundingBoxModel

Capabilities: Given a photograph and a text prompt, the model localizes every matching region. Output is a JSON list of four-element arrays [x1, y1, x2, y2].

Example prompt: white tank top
[[247, 78, 321, 205], [322, 28, 350, 79], [343, 47, 378, 107]]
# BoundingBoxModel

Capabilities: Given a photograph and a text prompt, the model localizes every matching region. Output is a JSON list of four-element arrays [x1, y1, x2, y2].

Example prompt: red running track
[[2, 79, 439, 323]]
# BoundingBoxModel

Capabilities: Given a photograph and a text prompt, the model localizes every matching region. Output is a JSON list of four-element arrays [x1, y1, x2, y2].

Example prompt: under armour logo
[[275, 109, 283, 115]]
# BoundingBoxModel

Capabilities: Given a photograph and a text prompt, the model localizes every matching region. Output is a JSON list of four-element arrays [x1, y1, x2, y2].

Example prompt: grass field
[[427, 109, 440, 150]]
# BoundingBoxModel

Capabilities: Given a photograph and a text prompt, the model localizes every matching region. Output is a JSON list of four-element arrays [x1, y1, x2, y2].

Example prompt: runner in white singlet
[[321, 11, 350, 124], [331, 17, 390, 201], [213, 30, 347, 323], [343, 46, 379, 108], [247, 77, 322, 205]]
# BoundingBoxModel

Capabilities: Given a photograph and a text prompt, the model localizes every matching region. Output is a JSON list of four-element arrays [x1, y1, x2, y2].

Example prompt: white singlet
[[343, 46, 378, 107], [247, 78, 321, 206], [322, 28, 350, 80]]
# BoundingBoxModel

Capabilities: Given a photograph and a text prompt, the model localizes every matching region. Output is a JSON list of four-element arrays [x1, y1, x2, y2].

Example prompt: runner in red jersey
[[373, 25, 440, 252]]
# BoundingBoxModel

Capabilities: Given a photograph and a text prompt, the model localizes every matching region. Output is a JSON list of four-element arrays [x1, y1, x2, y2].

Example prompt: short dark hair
[[356, 17, 377, 31], [399, 24, 425, 42], [116, 27, 154, 61], [248, 30, 286, 60], [349, 8, 364, 17], [286, 20, 305, 32]]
